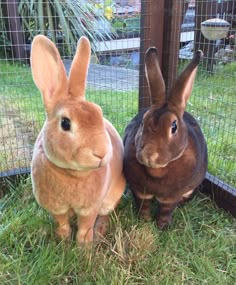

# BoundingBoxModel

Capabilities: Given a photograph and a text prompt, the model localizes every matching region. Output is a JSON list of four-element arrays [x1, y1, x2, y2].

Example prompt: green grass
[[0, 60, 235, 186], [186, 62, 236, 187], [0, 177, 235, 284], [0, 62, 235, 284]]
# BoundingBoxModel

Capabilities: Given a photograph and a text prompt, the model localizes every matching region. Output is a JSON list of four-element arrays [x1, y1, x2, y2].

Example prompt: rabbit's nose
[[149, 153, 159, 165], [92, 151, 106, 160], [99, 149, 112, 167], [92, 144, 110, 160]]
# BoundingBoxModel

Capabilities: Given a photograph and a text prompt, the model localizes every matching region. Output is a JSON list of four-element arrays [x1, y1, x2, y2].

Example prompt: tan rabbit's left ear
[[168, 50, 203, 114], [30, 35, 68, 113], [68, 36, 91, 99]]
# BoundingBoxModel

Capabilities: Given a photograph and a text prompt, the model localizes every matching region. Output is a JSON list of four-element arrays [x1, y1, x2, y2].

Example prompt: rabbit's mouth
[[67, 154, 111, 171], [44, 147, 112, 171], [49, 158, 108, 172], [72, 147, 112, 170], [140, 160, 168, 169], [136, 151, 168, 169], [136, 144, 187, 169]]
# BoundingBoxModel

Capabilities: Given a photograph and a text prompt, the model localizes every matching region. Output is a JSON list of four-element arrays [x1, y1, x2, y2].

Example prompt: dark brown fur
[[123, 48, 208, 228]]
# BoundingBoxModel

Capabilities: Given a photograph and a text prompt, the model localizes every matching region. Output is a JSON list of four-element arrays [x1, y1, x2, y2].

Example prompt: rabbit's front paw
[[157, 201, 178, 230], [157, 216, 172, 230], [56, 224, 71, 239], [76, 228, 94, 245]]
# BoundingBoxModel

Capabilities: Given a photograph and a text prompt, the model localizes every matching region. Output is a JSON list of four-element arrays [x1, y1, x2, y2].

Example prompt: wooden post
[[138, 0, 165, 110], [1, 0, 27, 60], [161, 0, 183, 92], [138, 0, 183, 110]]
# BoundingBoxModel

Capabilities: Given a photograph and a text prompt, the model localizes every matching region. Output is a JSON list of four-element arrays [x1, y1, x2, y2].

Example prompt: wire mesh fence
[[0, 0, 235, 192], [180, 0, 236, 190], [0, 0, 140, 176]]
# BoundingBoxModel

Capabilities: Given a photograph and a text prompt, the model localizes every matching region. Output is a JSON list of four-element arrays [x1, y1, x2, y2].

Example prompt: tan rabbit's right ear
[[145, 47, 166, 107], [30, 35, 68, 112], [68, 36, 91, 99]]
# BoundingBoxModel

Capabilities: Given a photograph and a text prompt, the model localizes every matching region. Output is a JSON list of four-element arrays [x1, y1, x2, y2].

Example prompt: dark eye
[[171, 120, 177, 134], [61, 117, 71, 131]]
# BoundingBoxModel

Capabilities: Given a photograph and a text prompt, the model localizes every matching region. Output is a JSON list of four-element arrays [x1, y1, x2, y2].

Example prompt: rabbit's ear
[[30, 35, 68, 112], [168, 50, 203, 114], [68, 36, 91, 99], [145, 47, 166, 107]]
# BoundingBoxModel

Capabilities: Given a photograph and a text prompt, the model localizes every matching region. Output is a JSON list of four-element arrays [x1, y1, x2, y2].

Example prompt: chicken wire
[[0, 0, 140, 176], [178, 0, 236, 190], [0, 0, 235, 193]]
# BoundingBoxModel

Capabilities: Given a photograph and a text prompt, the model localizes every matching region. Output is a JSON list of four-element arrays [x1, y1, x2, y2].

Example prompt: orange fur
[[31, 35, 126, 244]]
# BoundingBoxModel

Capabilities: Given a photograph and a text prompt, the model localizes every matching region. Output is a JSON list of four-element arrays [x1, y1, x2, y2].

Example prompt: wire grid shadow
[[0, 0, 140, 176]]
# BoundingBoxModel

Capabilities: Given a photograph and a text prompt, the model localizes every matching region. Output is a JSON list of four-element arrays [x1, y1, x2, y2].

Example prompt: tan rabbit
[[30, 35, 126, 244], [123, 48, 208, 228]]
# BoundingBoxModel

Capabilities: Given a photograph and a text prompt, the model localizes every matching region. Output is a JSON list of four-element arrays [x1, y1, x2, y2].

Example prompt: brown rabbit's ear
[[30, 35, 68, 112], [145, 47, 166, 107], [168, 50, 203, 114], [68, 36, 91, 99]]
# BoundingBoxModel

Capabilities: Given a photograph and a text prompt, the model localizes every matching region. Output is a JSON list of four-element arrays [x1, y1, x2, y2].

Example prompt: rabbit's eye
[[171, 120, 177, 134], [61, 117, 71, 131]]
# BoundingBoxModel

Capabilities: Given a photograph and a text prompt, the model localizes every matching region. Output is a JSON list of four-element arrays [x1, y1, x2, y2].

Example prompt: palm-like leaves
[[18, 0, 115, 54]]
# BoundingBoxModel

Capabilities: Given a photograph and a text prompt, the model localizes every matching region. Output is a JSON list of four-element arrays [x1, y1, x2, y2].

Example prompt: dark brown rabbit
[[123, 48, 208, 228]]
